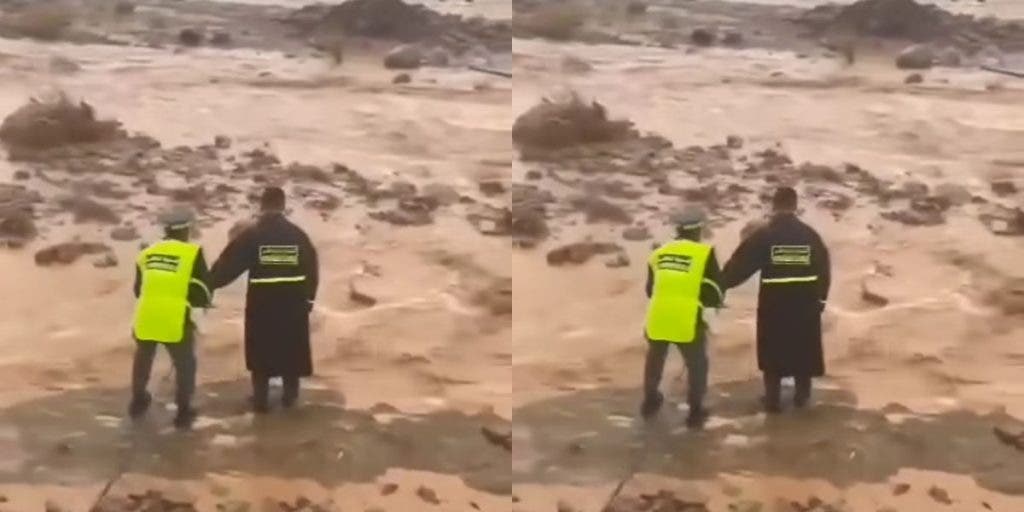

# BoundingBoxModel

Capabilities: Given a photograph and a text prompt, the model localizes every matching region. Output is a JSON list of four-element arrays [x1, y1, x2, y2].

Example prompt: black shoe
[[640, 391, 664, 420], [685, 406, 710, 430], [128, 392, 152, 419], [763, 397, 782, 415], [282, 396, 297, 409], [794, 396, 810, 409], [173, 407, 197, 430]]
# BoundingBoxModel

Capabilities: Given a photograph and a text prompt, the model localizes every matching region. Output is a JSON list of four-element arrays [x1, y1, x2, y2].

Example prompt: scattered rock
[[384, 44, 424, 69], [111, 224, 139, 241], [210, 31, 232, 46], [305, 190, 341, 211], [990, 180, 1017, 197], [44, 500, 67, 512], [115, 2, 136, 16], [978, 204, 1024, 236], [93, 252, 118, 268], [0, 210, 36, 247], [380, 483, 399, 496], [369, 196, 438, 226], [546, 241, 623, 266], [424, 47, 450, 67], [215, 500, 251, 512], [936, 46, 962, 67], [512, 93, 635, 153], [726, 135, 744, 149], [214, 135, 232, 149], [817, 190, 854, 211], [882, 204, 944, 226], [557, 500, 579, 512], [416, 486, 441, 505], [985, 278, 1024, 316], [606, 490, 709, 512], [927, 486, 953, 505], [349, 281, 377, 307], [478, 180, 506, 196], [605, 252, 630, 268], [798, 162, 844, 183], [34, 241, 110, 266], [896, 44, 935, 70], [570, 195, 632, 224], [480, 426, 512, 451], [933, 183, 971, 206], [623, 225, 651, 241], [722, 29, 743, 46], [421, 183, 460, 205], [392, 73, 412, 84], [49, 55, 81, 74], [861, 279, 890, 307], [561, 55, 593, 73], [472, 277, 511, 316], [13, 170, 30, 181], [994, 426, 1024, 451], [901, 180, 930, 200], [178, 28, 203, 47], [0, 93, 123, 154], [892, 483, 911, 496], [626, 1, 647, 16], [728, 500, 763, 512], [467, 203, 549, 241], [904, 73, 924, 84], [525, 170, 543, 181], [691, 28, 715, 47], [58, 195, 120, 224]]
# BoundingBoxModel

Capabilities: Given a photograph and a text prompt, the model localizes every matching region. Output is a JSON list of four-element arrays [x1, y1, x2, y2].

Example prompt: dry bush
[[511, 92, 636, 151], [0, 4, 75, 41], [0, 93, 123, 152], [513, 3, 587, 41]]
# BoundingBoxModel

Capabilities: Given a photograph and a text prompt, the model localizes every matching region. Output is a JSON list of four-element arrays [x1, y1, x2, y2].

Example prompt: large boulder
[[896, 44, 935, 70], [384, 44, 424, 69]]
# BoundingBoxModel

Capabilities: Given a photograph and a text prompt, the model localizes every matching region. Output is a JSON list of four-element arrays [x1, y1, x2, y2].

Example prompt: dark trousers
[[251, 372, 299, 407], [763, 372, 812, 408], [643, 330, 708, 408], [131, 334, 196, 409]]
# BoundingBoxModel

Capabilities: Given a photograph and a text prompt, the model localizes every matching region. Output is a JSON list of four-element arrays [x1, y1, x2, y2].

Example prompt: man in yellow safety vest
[[643, 206, 725, 429], [129, 207, 213, 430]]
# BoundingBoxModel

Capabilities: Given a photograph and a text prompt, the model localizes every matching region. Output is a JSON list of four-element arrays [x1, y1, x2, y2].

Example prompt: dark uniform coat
[[211, 213, 319, 377], [722, 213, 831, 377]]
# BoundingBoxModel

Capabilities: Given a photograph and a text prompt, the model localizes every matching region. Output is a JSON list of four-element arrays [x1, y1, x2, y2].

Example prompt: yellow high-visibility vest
[[133, 240, 201, 343], [645, 240, 712, 343]]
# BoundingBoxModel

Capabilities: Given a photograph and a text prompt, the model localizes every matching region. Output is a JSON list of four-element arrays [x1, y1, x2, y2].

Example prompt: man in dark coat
[[722, 187, 831, 413], [211, 187, 319, 413]]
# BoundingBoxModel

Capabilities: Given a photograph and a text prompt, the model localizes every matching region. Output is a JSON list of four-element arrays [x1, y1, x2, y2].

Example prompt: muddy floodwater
[[0, 0, 1020, 510]]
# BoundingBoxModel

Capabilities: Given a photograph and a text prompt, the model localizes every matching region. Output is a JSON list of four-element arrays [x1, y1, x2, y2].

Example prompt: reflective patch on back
[[655, 253, 693, 273], [259, 245, 299, 266], [144, 254, 181, 272], [771, 245, 811, 266]]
